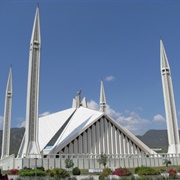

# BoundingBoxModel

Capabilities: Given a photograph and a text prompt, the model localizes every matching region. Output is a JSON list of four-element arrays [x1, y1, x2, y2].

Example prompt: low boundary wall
[[1, 154, 180, 170]]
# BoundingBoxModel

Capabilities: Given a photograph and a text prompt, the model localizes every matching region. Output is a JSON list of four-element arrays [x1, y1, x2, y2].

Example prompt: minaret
[[1, 67, 12, 159], [160, 39, 180, 154], [99, 80, 106, 113], [19, 6, 41, 158]]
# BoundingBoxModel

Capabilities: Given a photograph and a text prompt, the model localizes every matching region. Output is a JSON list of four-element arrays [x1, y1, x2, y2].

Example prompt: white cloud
[[106, 104, 121, 119], [87, 100, 99, 110], [16, 117, 26, 128], [116, 112, 150, 135], [105, 76, 115, 82], [39, 111, 50, 117], [87, 101, 121, 119], [87, 100, 150, 135], [18, 120, 26, 128], [105, 105, 150, 135], [153, 114, 166, 123]]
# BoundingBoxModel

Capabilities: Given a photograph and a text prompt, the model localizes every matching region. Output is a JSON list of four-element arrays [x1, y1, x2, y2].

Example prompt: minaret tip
[[30, 3, 41, 44], [160, 39, 170, 71]]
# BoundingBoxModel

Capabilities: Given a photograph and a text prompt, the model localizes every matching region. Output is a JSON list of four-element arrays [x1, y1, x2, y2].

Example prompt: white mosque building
[[0, 5, 180, 170]]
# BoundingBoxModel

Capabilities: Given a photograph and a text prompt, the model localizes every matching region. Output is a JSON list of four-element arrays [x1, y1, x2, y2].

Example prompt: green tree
[[65, 157, 74, 169], [97, 153, 108, 168], [163, 159, 171, 167]]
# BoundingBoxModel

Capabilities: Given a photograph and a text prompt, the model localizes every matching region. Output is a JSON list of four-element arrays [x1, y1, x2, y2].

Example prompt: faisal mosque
[[0, 5, 180, 170]]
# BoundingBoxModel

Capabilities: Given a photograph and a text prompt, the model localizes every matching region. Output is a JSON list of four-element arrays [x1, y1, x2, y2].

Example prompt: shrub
[[98, 167, 113, 179], [48, 168, 70, 178], [168, 168, 176, 179], [9, 169, 19, 175], [51, 168, 59, 177], [23, 166, 32, 170], [135, 166, 160, 175], [72, 167, 81, 175], [18, 169, 46, 176], [177, 168, 180, 173], [18, 169, 33, 176], [159, 168, 166, 172], [113, 167, 131, 176], [46, 169, 54, 177], [37, 166, 45, 171], [35, 169, 47, 176], [65, 157, 74, 168], [168, 168, 176, 174], [103, 167, 113, 175], [59, 168, 70, 178]]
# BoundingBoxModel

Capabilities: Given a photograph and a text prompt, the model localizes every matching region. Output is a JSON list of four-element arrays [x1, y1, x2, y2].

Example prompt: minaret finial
[[77, 89, 82, 107]]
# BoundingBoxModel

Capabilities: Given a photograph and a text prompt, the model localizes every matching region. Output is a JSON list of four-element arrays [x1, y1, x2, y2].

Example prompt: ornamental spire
[[100, 80, 106, 113]]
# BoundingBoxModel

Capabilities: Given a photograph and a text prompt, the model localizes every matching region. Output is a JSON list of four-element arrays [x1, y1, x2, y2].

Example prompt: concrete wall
[[0, 154, 15, 170], [1, 154, 180, 170]]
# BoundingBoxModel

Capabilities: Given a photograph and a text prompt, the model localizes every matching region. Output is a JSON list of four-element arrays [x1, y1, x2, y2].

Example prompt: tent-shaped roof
[[38, 106, 155, 155]]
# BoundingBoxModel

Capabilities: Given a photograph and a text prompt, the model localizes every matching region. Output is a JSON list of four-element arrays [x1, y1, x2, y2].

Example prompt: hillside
[[0, 128, 172, 156], [137, 129, 168, 148], [0, 127, 25, 156]]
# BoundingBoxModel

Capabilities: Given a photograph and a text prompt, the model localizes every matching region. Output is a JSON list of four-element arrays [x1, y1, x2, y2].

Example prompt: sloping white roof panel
[[52, 107, 103, 152], [38, 108, 76, 151]]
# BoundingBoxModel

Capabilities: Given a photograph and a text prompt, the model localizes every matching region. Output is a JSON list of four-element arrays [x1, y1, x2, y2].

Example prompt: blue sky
[[0, 0, 180, 135]]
